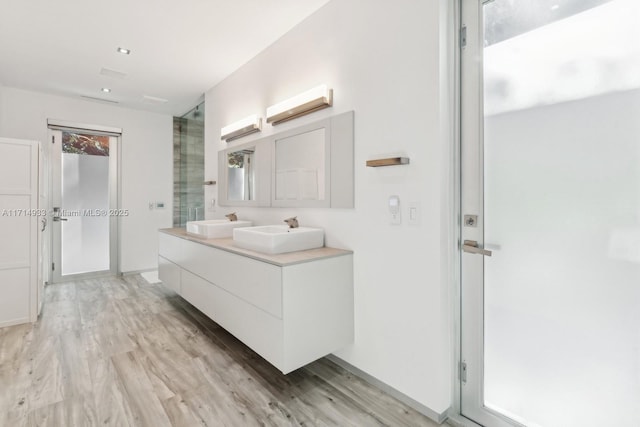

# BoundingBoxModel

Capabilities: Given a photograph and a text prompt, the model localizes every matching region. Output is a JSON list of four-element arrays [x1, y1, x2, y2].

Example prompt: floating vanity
[[158, 228, 354, 374]]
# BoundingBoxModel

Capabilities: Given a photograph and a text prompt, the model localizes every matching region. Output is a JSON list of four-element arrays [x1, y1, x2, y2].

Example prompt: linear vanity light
[[220, 114, 262, 142], [266, 84, 333, 125]]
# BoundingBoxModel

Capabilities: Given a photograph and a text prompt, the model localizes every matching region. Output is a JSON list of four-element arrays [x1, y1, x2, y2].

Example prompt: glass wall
[[173, 102, 204, 227]]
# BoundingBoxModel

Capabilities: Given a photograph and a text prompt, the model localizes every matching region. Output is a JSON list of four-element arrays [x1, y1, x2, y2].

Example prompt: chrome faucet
[[284, 216, 299, 228], [225, 212, 238, 222]]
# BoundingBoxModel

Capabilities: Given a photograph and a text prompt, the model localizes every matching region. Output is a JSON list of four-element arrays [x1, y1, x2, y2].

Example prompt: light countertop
[[159, 228, 353, 267]]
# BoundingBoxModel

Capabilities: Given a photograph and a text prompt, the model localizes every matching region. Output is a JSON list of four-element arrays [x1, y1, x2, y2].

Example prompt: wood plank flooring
[[0, 275, 440, 427]]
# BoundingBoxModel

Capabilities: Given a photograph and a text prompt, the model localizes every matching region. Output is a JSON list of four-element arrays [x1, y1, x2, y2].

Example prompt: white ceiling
[[0, 0, 330, 116]]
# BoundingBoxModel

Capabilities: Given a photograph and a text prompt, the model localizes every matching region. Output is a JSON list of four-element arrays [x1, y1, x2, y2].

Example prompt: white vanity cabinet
[[158, 229, 353, 374]]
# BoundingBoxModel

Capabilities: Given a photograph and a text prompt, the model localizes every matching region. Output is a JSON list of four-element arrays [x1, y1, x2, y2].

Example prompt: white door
[[460, 1, 640, 426], [0, 138, 39, 326], [50, 129, 119, 282]]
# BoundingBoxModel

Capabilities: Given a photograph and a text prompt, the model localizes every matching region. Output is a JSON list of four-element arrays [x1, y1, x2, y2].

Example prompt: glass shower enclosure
[[173, 102, 205, 227]]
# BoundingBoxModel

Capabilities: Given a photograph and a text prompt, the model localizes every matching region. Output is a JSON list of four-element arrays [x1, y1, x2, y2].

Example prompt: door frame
[[47, 120, 122, 282], [454, 1, 521, 426]]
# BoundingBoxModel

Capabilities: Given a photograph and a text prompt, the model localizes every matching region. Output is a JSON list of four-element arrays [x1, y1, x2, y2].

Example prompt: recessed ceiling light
[[100, 68, 127, 79], [101, 88, 111, 93], [551, 4, 560, 11], [142, 95, 169, 104], [117, 47, 131, 55], [81, 96, 119, 104]]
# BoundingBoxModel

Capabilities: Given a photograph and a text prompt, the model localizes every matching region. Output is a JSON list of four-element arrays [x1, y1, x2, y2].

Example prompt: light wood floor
[[0, 275, 440, 427]]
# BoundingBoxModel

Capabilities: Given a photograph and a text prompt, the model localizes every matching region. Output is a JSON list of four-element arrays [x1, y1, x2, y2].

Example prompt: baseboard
[[0, 317, 31, 328], [445, 415, 465, 427], [326, 354, 450, 424], [445, 414, 482, 427], [120, 268, 157, 277]]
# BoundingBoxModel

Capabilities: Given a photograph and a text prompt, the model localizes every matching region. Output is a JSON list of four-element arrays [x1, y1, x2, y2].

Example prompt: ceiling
[[0, 0, 330, 116]]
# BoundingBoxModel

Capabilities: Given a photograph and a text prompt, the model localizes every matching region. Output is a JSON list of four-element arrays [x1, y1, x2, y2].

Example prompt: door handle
[[52, 207, 67, 222], [462, 240, 492, 256]]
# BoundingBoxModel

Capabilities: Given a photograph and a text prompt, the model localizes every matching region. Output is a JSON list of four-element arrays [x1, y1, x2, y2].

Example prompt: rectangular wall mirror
[[273, 125, 330, 207], [218, 110, 353, 209], [218, 140, 270, 207], [227, 148, 255, 201]]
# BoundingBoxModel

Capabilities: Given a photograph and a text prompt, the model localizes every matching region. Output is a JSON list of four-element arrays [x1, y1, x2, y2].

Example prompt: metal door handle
[[52, 207, 67, 222], [462, 240, 492, 256]]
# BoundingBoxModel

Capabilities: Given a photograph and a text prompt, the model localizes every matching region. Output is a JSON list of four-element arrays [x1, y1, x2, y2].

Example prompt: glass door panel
[[50, 129, 118, 281], [173, 102, 204, 227], [461, 0, 640, 425], [61, 132, 110, 275]]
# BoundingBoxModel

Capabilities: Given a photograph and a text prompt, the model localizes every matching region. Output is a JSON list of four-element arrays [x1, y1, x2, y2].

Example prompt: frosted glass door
[[461, 1, 640, 426], [50, 130, 118, 281]]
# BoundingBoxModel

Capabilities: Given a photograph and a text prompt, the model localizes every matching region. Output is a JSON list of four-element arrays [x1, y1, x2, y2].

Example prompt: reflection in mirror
[[274, 128, 325, 201], [227, 148, 255, 201]]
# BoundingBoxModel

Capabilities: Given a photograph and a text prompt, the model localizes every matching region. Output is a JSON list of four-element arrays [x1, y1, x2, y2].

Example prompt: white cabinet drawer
[[181, 239, 282, 318], [181, 269, 283, 367], [158, 256, 181, 294], [180, 269, 215, 319], [158, 233, 183, 263]]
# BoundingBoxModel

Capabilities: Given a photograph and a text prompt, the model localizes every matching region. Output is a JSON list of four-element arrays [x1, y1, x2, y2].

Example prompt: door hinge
[[52, 262, 55, 271], [51, 135, 55, 144], [460, 361, 467, 383], [460, 25, 467, 48]]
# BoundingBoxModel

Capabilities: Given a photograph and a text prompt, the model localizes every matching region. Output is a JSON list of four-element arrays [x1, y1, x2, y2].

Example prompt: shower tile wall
[[173, 116, 204, 227], [173, 118, 182, 226]]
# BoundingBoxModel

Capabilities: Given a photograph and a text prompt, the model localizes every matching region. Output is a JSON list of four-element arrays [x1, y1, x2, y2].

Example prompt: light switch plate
[[408, 201, 420, 225], [389, 195, 401, 225]]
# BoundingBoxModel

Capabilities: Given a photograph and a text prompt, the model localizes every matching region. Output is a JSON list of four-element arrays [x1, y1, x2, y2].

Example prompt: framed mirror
[[227, 148, 255, 201], [272, 122, 331, 208], [218, 140, 270, 207], [218, 111, 354, 209]]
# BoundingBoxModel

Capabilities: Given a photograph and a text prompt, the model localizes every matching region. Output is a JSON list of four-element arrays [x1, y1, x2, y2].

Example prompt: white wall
[[0, 86, 173, 273], [204, 0, 453, 415]]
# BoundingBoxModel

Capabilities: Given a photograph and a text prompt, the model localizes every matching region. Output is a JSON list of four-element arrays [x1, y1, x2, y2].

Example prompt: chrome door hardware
[[52, 207, 68, 222], [462, 240, 492, 256], [464, 215, 478, 227]]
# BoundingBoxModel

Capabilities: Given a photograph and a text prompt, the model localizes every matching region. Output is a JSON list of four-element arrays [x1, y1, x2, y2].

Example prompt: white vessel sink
[[233, 225, 324, 254], [186, 219, 253, 239]]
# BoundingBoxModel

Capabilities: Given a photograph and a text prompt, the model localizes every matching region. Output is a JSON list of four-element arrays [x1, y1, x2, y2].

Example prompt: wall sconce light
[[220, 114, 262, 142], [266, 84, 333, 125]]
